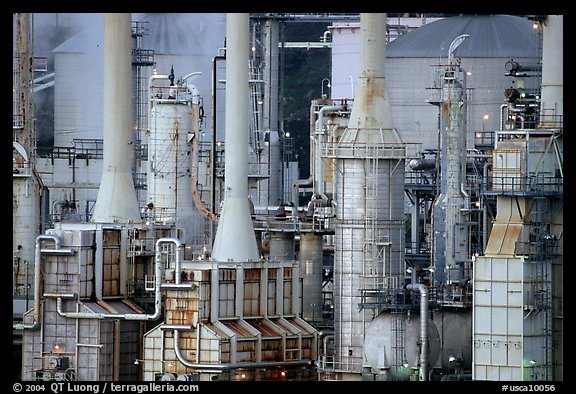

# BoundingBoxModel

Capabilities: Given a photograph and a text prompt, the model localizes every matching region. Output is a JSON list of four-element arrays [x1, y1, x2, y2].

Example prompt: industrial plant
[[12, 13, 563, 382]]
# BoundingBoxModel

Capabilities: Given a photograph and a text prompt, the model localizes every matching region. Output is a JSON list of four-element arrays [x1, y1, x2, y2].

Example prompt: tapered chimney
[[211, 13, 260, 262], [92, 13, 141, 223]]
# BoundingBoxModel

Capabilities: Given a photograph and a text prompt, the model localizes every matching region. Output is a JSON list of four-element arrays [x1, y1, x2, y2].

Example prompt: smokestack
[[539, 15, 563, 128], [211, 13, 260, 262], [92, 13, 141, 223], [341, 13, 401, 143]]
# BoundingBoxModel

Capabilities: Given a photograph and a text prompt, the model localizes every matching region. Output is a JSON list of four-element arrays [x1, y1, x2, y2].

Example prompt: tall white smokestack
[[92, 13, 141, 223], [539, 15, 563, 128], [341, 13, 401, 143], [211, 13, 260, 262]]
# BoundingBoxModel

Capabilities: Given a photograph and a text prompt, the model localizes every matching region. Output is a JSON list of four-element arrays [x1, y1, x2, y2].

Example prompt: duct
[[190, 103, 218, 221], [14, 235, 74, 330], [293, 176, 312, 210], [406, 283, 429, 381], [172, 329, 314, 370]]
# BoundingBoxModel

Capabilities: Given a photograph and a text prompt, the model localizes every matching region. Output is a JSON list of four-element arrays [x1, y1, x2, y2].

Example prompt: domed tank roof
[[138, 13, 225, 55], [387, 14, 536, 58]]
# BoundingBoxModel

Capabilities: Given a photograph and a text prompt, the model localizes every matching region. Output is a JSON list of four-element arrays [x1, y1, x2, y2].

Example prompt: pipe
[[54, 238, 174, 321], [292, 176, 312, 211], [406, 283, 429, 381], [316, 105, 344, 198], [172, 329, 313, 370], [13, 235, 74, 330], [210, 50, 226, 244]]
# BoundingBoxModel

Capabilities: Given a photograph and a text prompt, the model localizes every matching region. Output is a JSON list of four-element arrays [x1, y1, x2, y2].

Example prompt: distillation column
[[331, 13, 406, 377], [432, 61, 470, 286]]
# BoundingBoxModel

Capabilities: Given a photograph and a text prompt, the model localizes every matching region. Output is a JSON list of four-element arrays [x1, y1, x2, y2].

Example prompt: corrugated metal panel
[[473, 256, 527, 381], [221, 321, 256, 338], [246, 319, 282, 337], [484, 223, 522, 256]]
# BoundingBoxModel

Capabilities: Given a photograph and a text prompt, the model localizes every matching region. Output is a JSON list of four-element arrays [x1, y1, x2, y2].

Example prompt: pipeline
[[406, 283, 429, 381], [316, 105, 345, 199], [53, 238, 186, 321], [13, 235, 75, 330], [172, 329, 314, 370]]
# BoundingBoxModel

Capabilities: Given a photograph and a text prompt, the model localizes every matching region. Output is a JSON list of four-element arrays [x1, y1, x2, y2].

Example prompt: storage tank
[[364, 312, 441, 380], [147, 76, 198, 248]]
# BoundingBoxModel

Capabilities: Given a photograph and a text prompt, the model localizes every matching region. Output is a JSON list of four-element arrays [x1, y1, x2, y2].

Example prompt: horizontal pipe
[[161, 283, 196, 290], [54, 238, 174, 321], [160, 324, 194, 331], [172, 329, 314, 370], [40, 248, 75, 255]]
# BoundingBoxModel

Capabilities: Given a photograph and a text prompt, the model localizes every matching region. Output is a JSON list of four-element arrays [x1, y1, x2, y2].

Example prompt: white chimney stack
[[92, 13, 141, 223], [539, 15, 563, 128], [211, 13, 260, 262]]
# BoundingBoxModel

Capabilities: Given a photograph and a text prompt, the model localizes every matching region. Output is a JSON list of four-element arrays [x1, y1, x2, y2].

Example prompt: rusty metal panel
[[247, 319, 282, 337], [485, 223, 522, 256], [267, 280, 277, 316], [244, 268, 261, 280], [243, 281, 260, 317], [220, 268, 236, 281], [236, 340, 257, 362], [221, 321, 254, 337], [261, 339, 283, 361], [103, 229, 121, 244], [219, 282, 235, 317]]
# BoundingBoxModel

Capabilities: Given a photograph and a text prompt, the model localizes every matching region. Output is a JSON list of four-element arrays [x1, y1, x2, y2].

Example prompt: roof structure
[[387, 14, 539, 58]]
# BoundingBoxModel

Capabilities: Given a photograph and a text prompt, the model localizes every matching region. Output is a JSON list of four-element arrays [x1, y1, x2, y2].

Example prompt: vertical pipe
[[211, 13, 260, 262], [113, 320, 121, 380], [92, 13, 140, 223], [407, 283, 428, 381]]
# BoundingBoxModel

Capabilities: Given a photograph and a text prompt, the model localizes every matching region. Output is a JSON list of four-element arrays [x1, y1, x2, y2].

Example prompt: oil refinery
[[12, 13, 563, 382]]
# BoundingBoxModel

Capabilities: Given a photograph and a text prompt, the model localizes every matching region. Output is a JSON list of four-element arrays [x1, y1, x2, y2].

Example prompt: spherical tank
[[148, 102, 194, 222], [364, 312, 441, 380]]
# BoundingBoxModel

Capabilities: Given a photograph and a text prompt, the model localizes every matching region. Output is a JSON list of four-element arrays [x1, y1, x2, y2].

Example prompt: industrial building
[[12, 13, 562, 382]]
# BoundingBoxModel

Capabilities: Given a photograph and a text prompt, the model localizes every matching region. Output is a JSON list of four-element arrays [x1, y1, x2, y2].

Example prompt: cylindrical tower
[[92, 13, 141, 223], [330, 13, 407, 375], [147, 82, 196, 230], [268, 231, 295, 261], [299, 232, 324, 322], [539, 15, 563, 128], [211, 13, 260, 262], [432, 63, 470, 285]]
